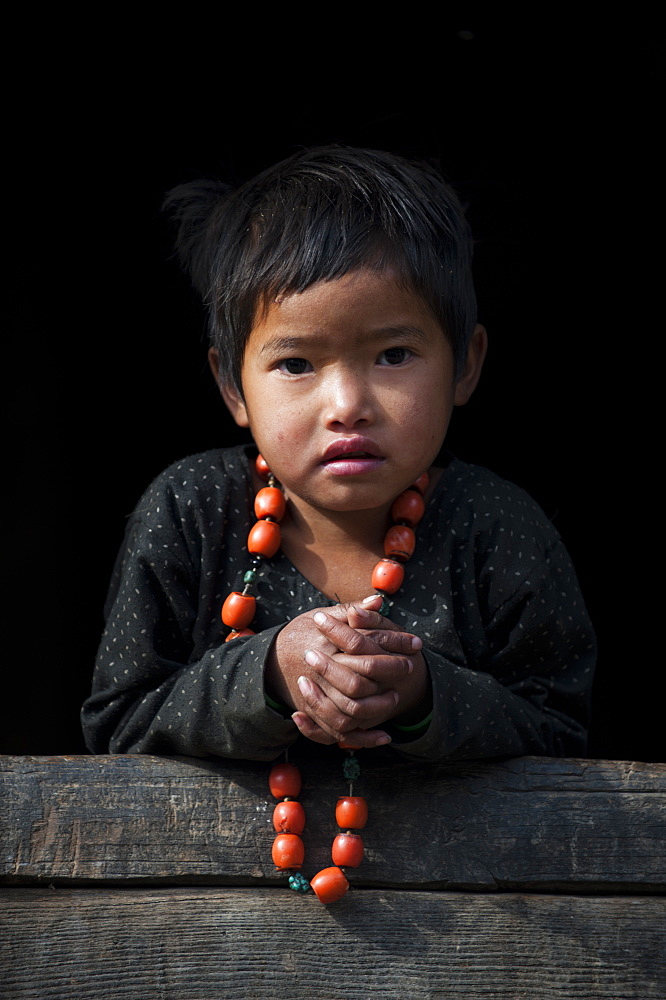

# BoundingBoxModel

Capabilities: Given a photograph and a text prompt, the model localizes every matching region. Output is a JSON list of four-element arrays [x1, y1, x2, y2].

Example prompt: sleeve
[[388, 534, 596, 763], [81, 511, 298, 762]]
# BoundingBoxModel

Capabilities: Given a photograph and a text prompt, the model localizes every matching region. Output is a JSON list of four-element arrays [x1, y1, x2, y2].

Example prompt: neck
[[275, 496, 392, 605], [279, 464, 444, 554], [282, 495, 391, 555]]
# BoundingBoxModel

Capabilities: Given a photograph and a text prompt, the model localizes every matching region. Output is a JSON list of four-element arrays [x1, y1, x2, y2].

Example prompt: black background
[[4, 18, 661, 761]]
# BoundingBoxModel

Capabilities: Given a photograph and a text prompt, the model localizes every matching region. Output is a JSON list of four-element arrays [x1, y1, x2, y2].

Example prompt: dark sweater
[[81, 445, 595, 762]]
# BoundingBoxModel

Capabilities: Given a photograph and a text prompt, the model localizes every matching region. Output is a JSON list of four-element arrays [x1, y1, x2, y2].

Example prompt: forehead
[[248, 269, 445, 350]]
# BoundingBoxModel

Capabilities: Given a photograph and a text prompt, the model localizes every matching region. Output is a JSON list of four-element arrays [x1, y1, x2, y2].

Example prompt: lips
[[321, 438, 383, 464], [318, 438, 386, 477]]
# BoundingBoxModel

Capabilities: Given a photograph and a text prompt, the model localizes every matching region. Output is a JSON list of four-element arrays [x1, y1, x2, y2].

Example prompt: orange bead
[[268, 762, 302, 799], [390, 489, 425, 526], [410, 472, 430, 495], [221, 591, 256, 628], [331, 833, 364, 868], [248, 519, 281, 557], [224, 627, 255, 642], [272, 800, 306, 834], [254, 486, 286, 521], [255, 454, 271, 480], [335, 796, 368, 830], [384, 524, 416, 562], [271, 833, 304, 869], [371, 558, 405, 594], [310, 866, 349, 904]]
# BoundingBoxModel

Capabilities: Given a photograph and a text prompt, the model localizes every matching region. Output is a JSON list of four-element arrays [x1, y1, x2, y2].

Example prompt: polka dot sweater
[[81, 445, 596, 762]]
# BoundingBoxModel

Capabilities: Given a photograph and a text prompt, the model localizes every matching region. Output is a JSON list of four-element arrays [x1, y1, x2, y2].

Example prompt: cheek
[[249, 403, 310, 460], [393, 383, 453, 436]]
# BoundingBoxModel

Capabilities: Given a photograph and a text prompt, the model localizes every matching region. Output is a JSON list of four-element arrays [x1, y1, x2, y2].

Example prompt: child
[[81, 145, 595, 764]]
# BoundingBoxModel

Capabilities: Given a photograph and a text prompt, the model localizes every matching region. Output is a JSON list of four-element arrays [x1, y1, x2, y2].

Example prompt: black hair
[[164, 145, 477, 393]]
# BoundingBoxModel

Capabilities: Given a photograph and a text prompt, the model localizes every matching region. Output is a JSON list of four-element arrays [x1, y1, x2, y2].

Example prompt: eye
[[277, 357, 312, 374], [378, 347, 412, 366]]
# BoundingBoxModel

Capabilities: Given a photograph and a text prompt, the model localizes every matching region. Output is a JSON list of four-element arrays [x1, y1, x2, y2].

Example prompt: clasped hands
[[264, 594, 430, 748]]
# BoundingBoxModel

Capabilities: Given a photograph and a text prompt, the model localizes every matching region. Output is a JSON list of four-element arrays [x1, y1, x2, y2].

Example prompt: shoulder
[[131, 445, 254, 524], [431, 456, 561, 550], [146, 445, 251, 491]]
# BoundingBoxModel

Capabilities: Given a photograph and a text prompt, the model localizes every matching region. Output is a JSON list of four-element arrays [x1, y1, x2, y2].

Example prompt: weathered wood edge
[[2, 755, 665, 892]]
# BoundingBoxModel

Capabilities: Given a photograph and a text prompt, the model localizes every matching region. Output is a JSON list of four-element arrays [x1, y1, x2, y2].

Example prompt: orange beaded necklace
[[220, 453, 428, 903], [221, 453, 428, 638]]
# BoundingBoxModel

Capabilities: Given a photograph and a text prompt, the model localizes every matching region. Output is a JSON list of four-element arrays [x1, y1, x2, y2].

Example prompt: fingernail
[[354, 606, 370, 618], [304, 649, 318, 666], [393, 692, 400, 705], [362, 595, 379, 605], [297, 676, 310, 695], [411, 636, 423, 650], [376, 735, 391, 745], [313, 612, 327, 625]]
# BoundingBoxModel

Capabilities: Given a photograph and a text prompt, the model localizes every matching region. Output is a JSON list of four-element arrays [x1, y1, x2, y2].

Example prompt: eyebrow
[[259, 326, 429, 355], [260, 336, 310, 356]]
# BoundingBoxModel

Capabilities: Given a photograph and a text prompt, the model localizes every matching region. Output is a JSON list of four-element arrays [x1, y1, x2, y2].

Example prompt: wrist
[[390, 651, 431, 723], [391, 710, 433, 734], [264, 688, 292, 716], [264, 631, 296, 712], [391, 688, 433, 730], [389, 683, 433, 738]]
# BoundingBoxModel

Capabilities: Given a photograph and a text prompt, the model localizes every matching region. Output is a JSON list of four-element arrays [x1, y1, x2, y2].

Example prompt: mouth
[[321, 439, 383, 464], [319, 439, 385, 475]]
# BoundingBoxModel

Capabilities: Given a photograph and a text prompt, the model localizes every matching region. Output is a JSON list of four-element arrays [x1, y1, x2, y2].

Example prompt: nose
[[322, 367, 375, 430]]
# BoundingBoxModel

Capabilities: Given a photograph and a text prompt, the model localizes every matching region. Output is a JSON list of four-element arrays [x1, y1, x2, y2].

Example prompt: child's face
[[219, 268, 484, 519]]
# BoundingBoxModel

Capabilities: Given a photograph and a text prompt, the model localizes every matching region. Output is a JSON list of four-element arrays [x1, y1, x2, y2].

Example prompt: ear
[[454, 324, 487, 406], [208, 347, 250, 428]]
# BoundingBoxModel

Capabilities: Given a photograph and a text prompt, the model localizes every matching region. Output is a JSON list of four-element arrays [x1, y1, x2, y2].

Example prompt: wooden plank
[[2, 886, 664, 999], [2, 755, 665, 891]]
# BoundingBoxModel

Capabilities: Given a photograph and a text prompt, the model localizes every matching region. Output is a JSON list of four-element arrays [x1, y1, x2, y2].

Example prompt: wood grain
[[2, 755, 664, 891], [2, 886, 663, 1000]]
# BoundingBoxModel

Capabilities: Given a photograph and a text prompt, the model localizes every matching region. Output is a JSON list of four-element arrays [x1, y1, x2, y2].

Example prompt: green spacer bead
[[288, 872, 311, 893], [343, 757, 361, 780], [243, 569, 258, 584], [375, 592, 391, 616]]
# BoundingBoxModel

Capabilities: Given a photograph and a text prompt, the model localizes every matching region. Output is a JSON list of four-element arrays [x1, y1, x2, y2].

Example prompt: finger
[[292, 711, 392, 749], [312, 611, 384, 655], [339, 599, 402, 633], [295, 677, 358, 740], [290, 712, 338, 745], [335, 729, 392, 748], [346, 606, 424, 655], [297, 674, 400, 734], [347, 597, 403, 631], [355, 628, 423, 655], [305, 647, 412, 692], [304, 649, 380, 698], [322, 599, 416, 651], [326, 595, 385, 621]]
